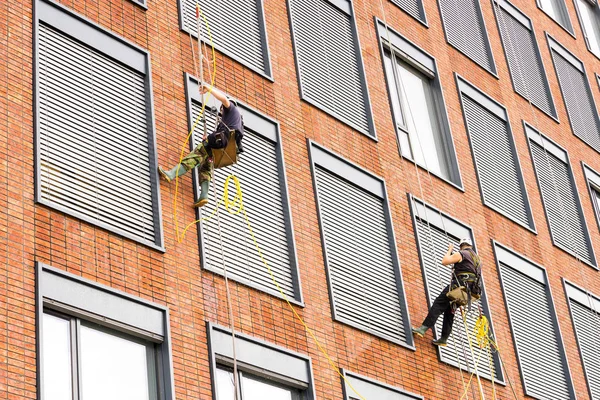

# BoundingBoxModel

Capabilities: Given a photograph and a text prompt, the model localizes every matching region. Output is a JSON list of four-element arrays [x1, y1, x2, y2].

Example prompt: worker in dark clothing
[[412, 238, 481, 346], [158, 83, 244, 208]]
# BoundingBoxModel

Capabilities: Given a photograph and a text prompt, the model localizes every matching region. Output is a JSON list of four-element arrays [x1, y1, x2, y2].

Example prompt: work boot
[[158, 164, 187, 182], [432, 336, 449, 346], [193, 180, 210, 208], [412, 325, 429, 338]]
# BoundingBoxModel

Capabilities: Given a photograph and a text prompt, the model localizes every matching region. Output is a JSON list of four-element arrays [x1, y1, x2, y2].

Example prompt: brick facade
[[1, 0, 599, 398]]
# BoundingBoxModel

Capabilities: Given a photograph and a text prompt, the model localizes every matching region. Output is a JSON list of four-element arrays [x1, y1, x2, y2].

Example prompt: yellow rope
[[173, 6, 217, 243], [192, 174, 368, 400]]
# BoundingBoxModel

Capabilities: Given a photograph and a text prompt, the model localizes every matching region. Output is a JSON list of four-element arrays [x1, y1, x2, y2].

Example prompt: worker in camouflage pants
[[159, 83, 244, 207]]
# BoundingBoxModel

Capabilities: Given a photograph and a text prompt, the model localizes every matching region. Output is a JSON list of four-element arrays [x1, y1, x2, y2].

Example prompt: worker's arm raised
[[441, 243, 462, 266], [201, 83, 231, 108]]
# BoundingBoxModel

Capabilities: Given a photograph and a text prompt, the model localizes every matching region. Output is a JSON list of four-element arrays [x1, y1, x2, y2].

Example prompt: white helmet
[[459, 238, 472, 247]]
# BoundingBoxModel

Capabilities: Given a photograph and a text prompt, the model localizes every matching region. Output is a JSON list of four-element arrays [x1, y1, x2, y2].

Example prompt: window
[[341, 370, 422, 400], [216, 367, 301, 400], [574, 0, 600, 57], [288, 0, 374, 136], [493, 0, 557, 118], [437, 0, 496, 73], [457, 76, 534, 229], [37, 264, 174, 400], [207, 323, 315, 400], [185, 75, 302, 303], [582, 163, 600, 232], [378, 21, 461, 186], [35, 0, 163, 250], [179, 0, 271, 77], [390, 0, 427, 23], [43, 312, 158, 400], [410, 196, 502, 381], [494, 243, 575, 399], [309, 142, 412, 346], [526, 124, 596, 267], [564, 280, 600, 400], [547, 35, 600, 152], [537, 0, 574, 32]]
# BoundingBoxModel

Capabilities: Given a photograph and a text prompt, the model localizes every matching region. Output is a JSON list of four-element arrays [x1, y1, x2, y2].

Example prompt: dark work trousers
[[422, 277, 470, 338]]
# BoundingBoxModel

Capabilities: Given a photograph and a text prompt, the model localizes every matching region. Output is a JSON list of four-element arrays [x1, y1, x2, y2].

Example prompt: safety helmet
[[459, 238, 472, 247]]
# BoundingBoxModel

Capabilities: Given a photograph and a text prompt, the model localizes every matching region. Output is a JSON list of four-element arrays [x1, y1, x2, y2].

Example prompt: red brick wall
[[1, 0, 599, 398]]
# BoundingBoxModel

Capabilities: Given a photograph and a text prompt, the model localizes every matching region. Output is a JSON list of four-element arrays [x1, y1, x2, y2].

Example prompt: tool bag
[[211, 130, 239, 169]]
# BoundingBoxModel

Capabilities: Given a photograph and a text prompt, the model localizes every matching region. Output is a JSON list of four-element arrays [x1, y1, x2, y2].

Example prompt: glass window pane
[[540, 0, 559, 19], [42, 313, 73, 400], [578, 0, 600, 55], [396, 60, 449, 178], [80, 324, 153, 400], [241, 374, 294, 400], [593, 187, 600, 216], [215, 368, 236, 400]]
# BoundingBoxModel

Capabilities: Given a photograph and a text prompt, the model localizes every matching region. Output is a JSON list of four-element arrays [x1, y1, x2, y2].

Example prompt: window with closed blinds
[[548, 36, 600, 152], [438, 0, 495, 72], [180, 0, 271, 77], [310, 143, 410, 345], [390, 0, 426, 23], [36, 0, 162, 249], [493, 0, 556, 118], [583, 163, 600, 232], [495, 244, 574, 400], [288, 0, 374, 136], [185, 76, 301, 302], [457, 77, 533, 229], [527, 126, 596, 266], [565, 282, 600, 400], [411, 197, 501, 381]]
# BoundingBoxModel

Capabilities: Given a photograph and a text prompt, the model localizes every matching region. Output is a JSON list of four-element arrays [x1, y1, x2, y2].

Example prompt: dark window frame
[[455, 74, 536, 232], [581, 162, 600, 233], [524, 123, 597, 268], [207, 322, 315, 400], [177, 0, 273, 80], [341, 369, 423, 400], [572, 0, 600, 60], [183, 73, 303, 305], [409, 194, 503, 382], [308, 140, 413, 348], [33, 0, 164, 251], [436, 0, 498, 76], [563, 279, 600, 400], [492, 242, 576, 399], [535, 0, 576, 36], [36, 263, 176, 400], [491, 0, 559, 121], [287, 0, 377, 138], [546, 33, 600, 155], [375, 18, 463, 190]]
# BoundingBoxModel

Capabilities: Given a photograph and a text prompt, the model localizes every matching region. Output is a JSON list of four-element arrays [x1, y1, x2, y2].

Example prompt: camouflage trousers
[[181, 143, 214, 183]]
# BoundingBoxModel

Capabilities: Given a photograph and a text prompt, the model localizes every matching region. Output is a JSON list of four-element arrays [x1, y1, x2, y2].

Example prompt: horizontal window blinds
[[495, 3, 555, 116], [415, 219, 499, 380], [181, 0, 269, 75], [289, 0, 371, 134], [391, 0, 426, 22], [551, 49, 600, 152], [315, 166, 406, 343], [461, 94, 531, 227], [439, 0, 494, 71], [499, 262, 571, 399], [191, 102, 298, 300], [569, 299, 600, 399], [529, 140, 594, 264], [39, 24, 158, 246]]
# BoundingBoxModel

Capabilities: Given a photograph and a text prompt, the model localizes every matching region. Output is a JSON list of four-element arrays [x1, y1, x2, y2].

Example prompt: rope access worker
[[412, 238, 482, 346], [158, 83, 244, 207]]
